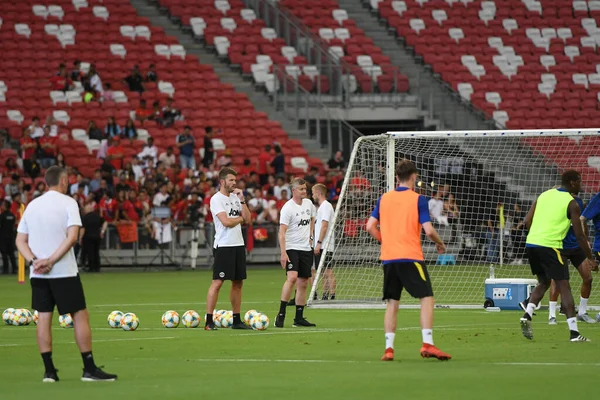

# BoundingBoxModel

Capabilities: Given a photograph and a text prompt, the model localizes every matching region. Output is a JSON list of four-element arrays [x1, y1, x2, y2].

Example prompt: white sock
[[549, 301, 557, 319], [567, 317, 578, 332], [579, 297, 588, 315], [385, 332, 395, 349], [422, 329, 434, 345], [526, 303, 536, 318]]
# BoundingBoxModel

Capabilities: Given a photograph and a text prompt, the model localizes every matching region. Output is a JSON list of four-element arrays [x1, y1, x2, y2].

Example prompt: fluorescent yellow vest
[[526, 188, 573, 249]]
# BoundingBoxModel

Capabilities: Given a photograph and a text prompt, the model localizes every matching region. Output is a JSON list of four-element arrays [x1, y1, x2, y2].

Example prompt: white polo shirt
[[279, 198, 315, 251], [210, 191, 244, 248], [314, 200, 335, 250], [17, 190, 82, 279]]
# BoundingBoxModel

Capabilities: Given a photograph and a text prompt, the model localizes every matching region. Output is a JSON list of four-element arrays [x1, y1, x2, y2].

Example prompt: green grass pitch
[[1, 268, 599, 400]]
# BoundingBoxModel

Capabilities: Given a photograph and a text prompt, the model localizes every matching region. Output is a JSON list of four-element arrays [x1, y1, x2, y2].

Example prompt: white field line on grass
[[91, 301, 277, 307], [0, 336, 176, 348], [496, 362, 600, 367]]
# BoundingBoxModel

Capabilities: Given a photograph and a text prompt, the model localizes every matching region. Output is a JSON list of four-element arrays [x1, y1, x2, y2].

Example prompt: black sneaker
[[43, 370, 59, 383], [287, 298, 296, 306], [313, 291, 318, 300], [321, 293, 329, 300], [81, 367, 117, 382], [330, 294, 335, 300], [275, 313, 285, 328], [204, 323, 218, 331], [231, 322, 252, 330], [293, 318, 316, 327]]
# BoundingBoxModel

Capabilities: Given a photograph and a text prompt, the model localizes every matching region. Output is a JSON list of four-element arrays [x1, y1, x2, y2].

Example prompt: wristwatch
[[317, 240, 322, 244], [29, 257, 37, 267], [240, 201, 246, 204]]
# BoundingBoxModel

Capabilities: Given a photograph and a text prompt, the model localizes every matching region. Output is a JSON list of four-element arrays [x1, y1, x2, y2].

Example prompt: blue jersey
[[563, 197, 584, 250], [582, 193, 600, 252]]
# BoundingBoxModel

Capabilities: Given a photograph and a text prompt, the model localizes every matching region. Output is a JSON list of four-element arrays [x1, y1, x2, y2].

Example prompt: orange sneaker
[[381, 347, 394, 361], [420, 344, 451, 361]]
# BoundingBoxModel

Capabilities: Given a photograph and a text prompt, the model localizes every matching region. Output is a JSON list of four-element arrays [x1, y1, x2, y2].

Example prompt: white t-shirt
[[153, 192, 169, 207], [314, 200, 335, 250], [152, 221, 172, 244], [279, 198, 315, 251], [210, 191, 245, 248], [17, 190, 82, 279], [29, 125, 44, 139]]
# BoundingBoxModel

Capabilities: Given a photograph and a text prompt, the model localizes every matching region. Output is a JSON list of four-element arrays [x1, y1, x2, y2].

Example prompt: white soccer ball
[[181, 310, 200, 328], [32, 310, 39, 325], [120, 313, 139, 331], [23, 309, 33, 324], [2, 308, 15, 325], [244, 309, 258, 325], [12, 309, 31, 326], [213, 309, 225, 327], [219, 311, 233, 328], [107, 310, 124, 328], [59, 313, 74, 328], [250, 313, 270, 331], [162, 310, 180, 328]]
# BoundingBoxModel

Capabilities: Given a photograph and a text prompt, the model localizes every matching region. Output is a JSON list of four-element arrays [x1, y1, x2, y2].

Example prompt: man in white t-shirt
[[15, 166, 117, 383], [275, 178, 317, 328], [312, 183, 336, 301], [153, 183, 170, 207], [205, 167, 252, 330]]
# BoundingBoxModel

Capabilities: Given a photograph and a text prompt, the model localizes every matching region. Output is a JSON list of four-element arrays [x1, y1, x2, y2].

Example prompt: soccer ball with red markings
[[12, 308, 31, 326], [120, 313, 140, 331], [250, 313, 270, 331], [59, 313, 74, 328], [32, 310, 39, 325], [181, 310, 200, 328], [244, 310, 258, 325], [2, 308, 15, 325], [219, 311, 233, 328], [213, 309, 226, 327], [162, 310, 180, 328], [107, 310, 124, 328]]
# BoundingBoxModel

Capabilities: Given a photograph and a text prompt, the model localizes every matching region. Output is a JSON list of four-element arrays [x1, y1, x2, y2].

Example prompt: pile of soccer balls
[[107, 310, 140, 331], [159, 309, 269, 330], [2, 308, 37, 326]]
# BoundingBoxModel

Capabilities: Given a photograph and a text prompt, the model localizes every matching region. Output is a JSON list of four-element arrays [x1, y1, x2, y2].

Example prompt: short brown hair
[[395, 159, 418, 182], [290, 178, 306, 190], [219, 167, 237, 181], [312, 183, 327, 196], [561, 170, 581, 186], [45, 166, 67, 187]]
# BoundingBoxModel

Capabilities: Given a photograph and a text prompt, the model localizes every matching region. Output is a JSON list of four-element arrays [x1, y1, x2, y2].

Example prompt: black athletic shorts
[[595, 251, 600, 263], [314, 251, 333, 270], [213, 246, 247, 280], [286, 249, 313, 278], [31, 274, 87, 315], [382, 261, 434, 301], [561, 247, 587, 269], [526, 246, 569, 281]]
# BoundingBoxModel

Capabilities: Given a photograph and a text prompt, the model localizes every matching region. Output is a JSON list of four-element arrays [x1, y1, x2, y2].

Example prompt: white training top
[[280, 198, 315, 251], [17, 190, 82, 279], [210, 191, 244, 248], [314, 200, 335, 250]]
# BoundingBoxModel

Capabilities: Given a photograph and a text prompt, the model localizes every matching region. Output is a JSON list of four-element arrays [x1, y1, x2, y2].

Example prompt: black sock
[[279, 301, 287, 315], [206, 313, 213, 325], [81, 351, 96, 372], [41, 352, 56, 373], [233, 313, 241, 324], [295, 305, 304, 320]]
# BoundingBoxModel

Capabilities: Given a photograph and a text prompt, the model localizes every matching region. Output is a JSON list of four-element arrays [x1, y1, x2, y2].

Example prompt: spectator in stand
[[153, 183, 170, 207], [149, 100, 164, 126], [177, 126, 196, 170], [270, 144, 285, 176], [257, 145, 271, 185], [4, 174, 20, 200], [304, 166, 319, 186], [55, 152, 66, 168], [5, 158, 19, 175], [43, 116, 59, 137], [122, 119, 137, 139], [138, 137, 158, 166], [70, 173, 89, 196], [146, 64, 158, 82], [131, 158, 144, 182], [96, 139, 108, 160], [50, 64, 73, 92], [104, 116, 121, 138], [106, 137, 125, 171], [71, 60, 82, 82], [80, 202, 107, 273], [38, 126, 58, 168], [327, 150, 345, 170], [123, 65, 145, 93], [246, 172, 260, 191], [248, 188, 268, 216], [273, 176, 289, 200], [33, 182, 46, 198], [24, 153, 41, 179], [26, 116, 44, 139], [0, 200, 17, 274], [87, 120, 104, 141], [89, 170, 102, 193], [98, 190, 118, 223], [276, 189, 289, 210], [21, 128, 38, 175], [217, 149, 232, 168], [161, 98, 181, 127], [428, 191, 447, 226], [102, 83, 114, 102], [203, 127, 215, 169], [238, 158, 252, 177], [158, 146, 177, 168], [135, 99, 153, 124], [87, 64, 103, 96], [10, 192, 24, 224], [509, 202, 527, 263]]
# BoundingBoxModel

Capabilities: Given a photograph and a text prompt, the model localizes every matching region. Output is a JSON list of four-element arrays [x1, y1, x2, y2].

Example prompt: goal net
[[309, 130, 600, 309]]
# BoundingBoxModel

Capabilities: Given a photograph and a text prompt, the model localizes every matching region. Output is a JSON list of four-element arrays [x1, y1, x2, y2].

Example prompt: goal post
[[308, 129, 600, 309]]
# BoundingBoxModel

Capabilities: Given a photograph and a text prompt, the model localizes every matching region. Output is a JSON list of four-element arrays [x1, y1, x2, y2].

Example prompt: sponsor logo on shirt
[[298, 219, 310, 227], [228, 209, 241, 217]]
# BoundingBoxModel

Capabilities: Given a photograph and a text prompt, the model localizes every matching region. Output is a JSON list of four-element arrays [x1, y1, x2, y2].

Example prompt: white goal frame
[[308, 129, 600, 309]]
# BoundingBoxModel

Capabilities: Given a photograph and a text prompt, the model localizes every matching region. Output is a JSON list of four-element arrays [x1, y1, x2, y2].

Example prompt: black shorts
[[314, 251, 333, 270], [31, 275, 87, 315], [526, 247, 569, 281], [382, 262, 434, 301], [286, 249, 313, 278], [562, 247, 587, 269], [213, 246, 246, 280], [595, 251, 600, 263]]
